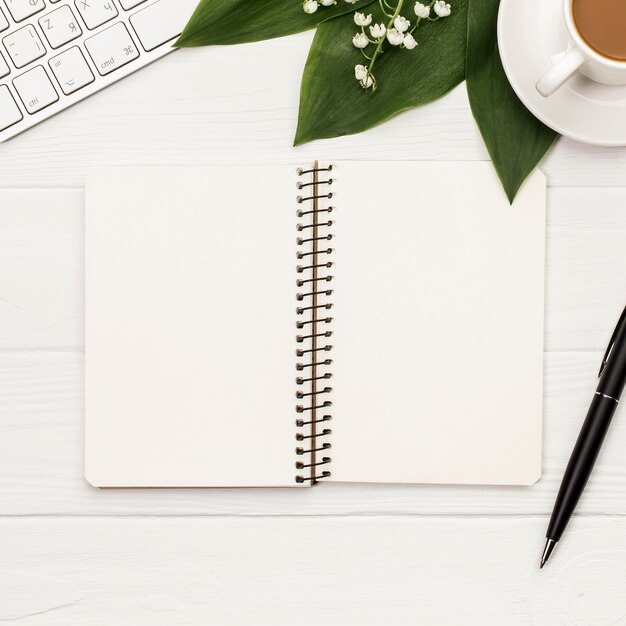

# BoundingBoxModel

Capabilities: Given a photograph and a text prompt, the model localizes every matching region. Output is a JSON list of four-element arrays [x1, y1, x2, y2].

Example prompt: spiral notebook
[[85, 162, 546, 488]]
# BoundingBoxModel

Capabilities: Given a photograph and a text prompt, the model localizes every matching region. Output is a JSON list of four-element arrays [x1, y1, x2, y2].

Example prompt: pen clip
[[599, 306, 626, 377]]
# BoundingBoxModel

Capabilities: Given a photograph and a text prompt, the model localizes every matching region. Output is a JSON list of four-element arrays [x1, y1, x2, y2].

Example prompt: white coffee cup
[[536, 0, 626, 97]]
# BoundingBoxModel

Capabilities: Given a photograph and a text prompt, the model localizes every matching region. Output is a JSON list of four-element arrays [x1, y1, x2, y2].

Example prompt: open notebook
[[85, 162, 546, 488]]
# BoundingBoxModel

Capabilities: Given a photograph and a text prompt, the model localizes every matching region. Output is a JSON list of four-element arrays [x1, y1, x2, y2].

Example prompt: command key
[[85, 22, 139, 76]]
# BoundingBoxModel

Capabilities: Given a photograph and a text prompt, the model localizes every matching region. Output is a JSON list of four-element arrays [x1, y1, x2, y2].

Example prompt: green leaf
[[294, 1, 468, 146], [466, 0, 558, 203], [175, 0, 376, 47]]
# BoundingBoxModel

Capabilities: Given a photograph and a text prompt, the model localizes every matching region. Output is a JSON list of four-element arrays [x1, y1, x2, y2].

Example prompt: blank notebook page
[[86, 167, 298, 487], [329, 162, 546, 486]]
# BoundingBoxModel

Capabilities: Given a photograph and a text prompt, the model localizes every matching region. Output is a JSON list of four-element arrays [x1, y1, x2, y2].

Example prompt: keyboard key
[[3, 25, 46, 69], [74, 0, 118, 30], [13, 65, 59, 113], [0, 51, 9, 77], [49, 46, 94, 94], [3, 0, 45, 22], [0, 84, 22, 130], [0, 8, 8, 32], [39, 6, 83, 50], [119, 0, 146, 9], [130, 0, 200, 52], [85, 22, 139, 76]]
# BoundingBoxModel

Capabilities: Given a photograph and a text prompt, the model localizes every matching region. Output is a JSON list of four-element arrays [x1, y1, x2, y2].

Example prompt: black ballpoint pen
[[541, 306, 626, 569]]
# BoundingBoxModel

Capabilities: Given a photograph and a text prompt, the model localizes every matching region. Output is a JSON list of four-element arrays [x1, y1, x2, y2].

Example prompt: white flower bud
[[403, 32, 417, 49], [360, 75, 374, 89], [354, 11, 372, 26], [394, 15, 411, 32], [434, 1, 451, 17], [303, 0, 318, 13], [414, 2, 430, 18], [386, 27, 404, 46], [320, 0, 337, 5], [369, 22, 386, 38], [354, 64, 369, 80], [352, 32, 369, 48]]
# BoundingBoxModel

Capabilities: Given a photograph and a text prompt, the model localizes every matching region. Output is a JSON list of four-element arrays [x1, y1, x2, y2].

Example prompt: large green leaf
[[175, 0, 376, 47], [466, 0, 558, 203], [294, 1, 468, 145]]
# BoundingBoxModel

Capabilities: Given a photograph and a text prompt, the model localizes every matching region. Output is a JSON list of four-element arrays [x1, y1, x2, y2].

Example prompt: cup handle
[[536, 49, 585, 97]]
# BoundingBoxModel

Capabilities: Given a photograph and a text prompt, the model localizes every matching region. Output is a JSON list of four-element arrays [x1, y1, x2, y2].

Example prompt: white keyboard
[[0, 0, 198, 142]]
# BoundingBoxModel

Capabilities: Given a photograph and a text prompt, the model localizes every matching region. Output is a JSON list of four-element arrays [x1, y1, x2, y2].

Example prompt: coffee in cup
[[536, 0, 626, 97], [573, 0, 626, 62]]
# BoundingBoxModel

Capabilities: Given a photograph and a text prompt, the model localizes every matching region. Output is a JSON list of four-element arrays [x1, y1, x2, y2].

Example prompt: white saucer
[[498, 0, 626, 146]]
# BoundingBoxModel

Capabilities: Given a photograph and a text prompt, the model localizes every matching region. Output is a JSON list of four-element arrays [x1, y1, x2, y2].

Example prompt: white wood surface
[[1, 31, 626, 624], [2, 517, 626, 625]]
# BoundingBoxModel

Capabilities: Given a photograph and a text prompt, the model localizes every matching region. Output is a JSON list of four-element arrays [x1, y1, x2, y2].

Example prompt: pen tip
[[540, 538, 557, 570]]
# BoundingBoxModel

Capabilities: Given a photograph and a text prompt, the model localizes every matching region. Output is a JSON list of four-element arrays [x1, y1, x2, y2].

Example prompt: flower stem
[[367, 0, 403, 90], [379, 0, 395, 16], [361, 25, 377, 44], [410, 0, 437, 34]]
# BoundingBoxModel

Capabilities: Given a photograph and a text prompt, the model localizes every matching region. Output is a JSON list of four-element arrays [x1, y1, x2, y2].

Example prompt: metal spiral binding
[[295, 161, 334, 484]]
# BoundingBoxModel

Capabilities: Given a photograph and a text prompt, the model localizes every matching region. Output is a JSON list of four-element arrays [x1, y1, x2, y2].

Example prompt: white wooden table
[[1, 34, 626, 625]]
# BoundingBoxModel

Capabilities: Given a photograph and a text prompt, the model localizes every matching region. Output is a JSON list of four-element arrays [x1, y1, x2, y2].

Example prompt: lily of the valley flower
[[393, 15, 410, 32], [302, 0, 335, 12], [434, 1, 452, 17], [354, 64, 374, 89], [354, 64, 368, 80], [304, 0, 453, 90], [414, 2, 430, 18], [403, 32, 417, 49], [369, 22, 386, 38], [386, 27, 404, 46], [354, 11, 372, 26], [352, 32, 369, 48]]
